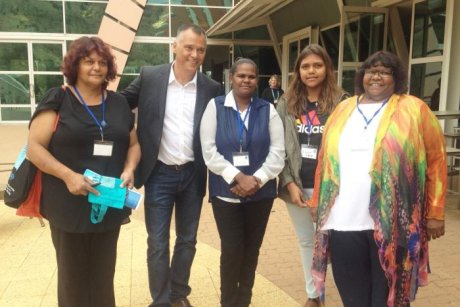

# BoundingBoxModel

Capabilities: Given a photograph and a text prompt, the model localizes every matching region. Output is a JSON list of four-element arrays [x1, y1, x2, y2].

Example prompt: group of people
[[26, 22, 447, 307]]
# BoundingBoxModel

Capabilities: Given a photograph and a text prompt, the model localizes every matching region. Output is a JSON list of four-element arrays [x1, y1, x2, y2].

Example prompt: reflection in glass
[[300, 38, 309, 52], [171, 0, 233, 6], [320, 27, 340, 69], [289, 42, 298, 72], [34, 75, 64, 102], [32, 44, 63, 72], [171, 6, 228, 33], [138, 5, 169, 36], [235, 26, 270, 40], [147, 0, 169, 4], [0, 43, 28, 71], [410, 62, 442, 109], [0, 75, 29, 105], [412, 0, 446, 58], [0, 0, 63, 33], [202, 45, 229, 85], [234, 45, 280, 96], [342, 69, 357, 96], [343, 12, 385, 62], [1, 107, 31, 121], [118, 75, 137, 92], [65, 2, 106, 34], [124, 43, 169, 73]]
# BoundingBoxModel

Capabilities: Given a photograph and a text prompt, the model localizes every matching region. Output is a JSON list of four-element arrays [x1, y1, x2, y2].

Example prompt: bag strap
[[90, 203, 109, 224]]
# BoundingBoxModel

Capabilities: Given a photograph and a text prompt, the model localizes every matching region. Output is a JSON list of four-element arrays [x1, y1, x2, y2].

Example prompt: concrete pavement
[[1, 124, 459, 307]]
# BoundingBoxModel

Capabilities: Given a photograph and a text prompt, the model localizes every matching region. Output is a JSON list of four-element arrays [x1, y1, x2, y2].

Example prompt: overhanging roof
[[207, 0, 294, 36]]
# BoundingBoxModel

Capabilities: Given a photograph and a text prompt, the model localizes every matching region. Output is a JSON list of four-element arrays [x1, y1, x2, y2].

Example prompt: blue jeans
[[144, 162, 204, 307]]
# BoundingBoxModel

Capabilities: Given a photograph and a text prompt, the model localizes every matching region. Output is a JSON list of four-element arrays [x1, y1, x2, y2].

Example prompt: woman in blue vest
[[200, 58, 285, 307]]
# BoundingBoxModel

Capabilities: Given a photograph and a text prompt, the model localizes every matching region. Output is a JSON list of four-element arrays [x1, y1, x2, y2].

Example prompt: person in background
[[27, 36, 141, 307], [200, 58, 285, 307], [310, 50, 447, 306], [276, 44, 347, 307], [119, 24, 222, 307], [261, 74, 284, 106]]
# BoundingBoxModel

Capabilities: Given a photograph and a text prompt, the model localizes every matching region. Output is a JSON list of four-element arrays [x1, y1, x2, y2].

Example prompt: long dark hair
[[285, 44, 344, 116]]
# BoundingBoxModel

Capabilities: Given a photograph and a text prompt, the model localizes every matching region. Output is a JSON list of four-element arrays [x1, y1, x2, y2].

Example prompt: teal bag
[[84, 169, 127, 224]]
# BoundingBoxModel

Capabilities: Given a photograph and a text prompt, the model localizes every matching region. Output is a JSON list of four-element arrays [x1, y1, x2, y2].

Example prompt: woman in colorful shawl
[[309, 51, 447, 307]]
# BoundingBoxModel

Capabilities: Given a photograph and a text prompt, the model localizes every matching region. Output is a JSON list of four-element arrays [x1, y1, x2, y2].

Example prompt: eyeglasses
[[364, 69, 393, 78]]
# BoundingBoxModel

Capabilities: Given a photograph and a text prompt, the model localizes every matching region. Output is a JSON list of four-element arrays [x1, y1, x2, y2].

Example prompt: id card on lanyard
[[74, 86, 113, 157], [232, 102, 251, 167], [301, 107, 318, 160]]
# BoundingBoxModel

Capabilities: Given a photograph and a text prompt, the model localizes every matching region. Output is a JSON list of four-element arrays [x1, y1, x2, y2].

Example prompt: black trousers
[[329, 230, 389, 307], [211, 197, 273, 307], [50, 224, 121, 307]]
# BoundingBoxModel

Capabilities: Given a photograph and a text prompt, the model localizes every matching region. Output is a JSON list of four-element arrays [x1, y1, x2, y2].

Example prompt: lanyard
[[236, 100, 251, 152], [74, 86, 106, 140], [271, 89, 279, 100], [356, 96, 389, 129], [305, 109, 317, 144]]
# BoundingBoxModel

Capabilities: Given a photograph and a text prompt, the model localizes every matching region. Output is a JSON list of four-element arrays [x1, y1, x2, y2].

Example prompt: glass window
[[0, 74, 30, 105], [138, 5, 169, 37], [0, 43, 28, 71], [34, 75, 65, 102], [288, 41, 298, 72], [412, 0, 446, 58], [32, 44, 63, 72], [118, 75, 137, 91], [234, 25, 270, 40], [342, 69, 357, 96], [410, 61, 442, 109], [320, 26, 340, 70], [124, 43, 170, 74], [202, 45, 229, 84], [234, 45, 280, 96], [0, 0, 63, 33], [171, 6, 229, 33], [171, 0, 233, 6], [343, 12, 385, 62], [65, 2, 107, 34], [147, 0, 169, 4], [1, 107, 31, 121]]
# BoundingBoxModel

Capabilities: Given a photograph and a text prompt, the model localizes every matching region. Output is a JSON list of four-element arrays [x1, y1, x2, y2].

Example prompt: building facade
[[0, 0, 458, 129]]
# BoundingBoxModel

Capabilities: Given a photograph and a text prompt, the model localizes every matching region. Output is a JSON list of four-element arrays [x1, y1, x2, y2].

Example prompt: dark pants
[[144, 162, 204, 307], [49, 224, 120, 307], [212, 197, 273, 307], [329, 230, 389, 307]]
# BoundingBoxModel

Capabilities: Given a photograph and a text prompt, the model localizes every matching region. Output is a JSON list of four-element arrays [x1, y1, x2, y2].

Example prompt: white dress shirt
[[200, 91, 285, 202], [158, 64, 197, 165]]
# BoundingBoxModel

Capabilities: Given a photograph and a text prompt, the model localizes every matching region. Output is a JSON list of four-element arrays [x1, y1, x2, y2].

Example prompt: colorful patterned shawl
[[309, 94, 447, 306]]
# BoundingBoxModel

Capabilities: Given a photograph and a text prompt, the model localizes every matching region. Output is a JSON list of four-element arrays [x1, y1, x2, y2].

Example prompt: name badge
[[94, 140, 113, 157], [232, 152, 250, 167], [301, 144, 318, 160]]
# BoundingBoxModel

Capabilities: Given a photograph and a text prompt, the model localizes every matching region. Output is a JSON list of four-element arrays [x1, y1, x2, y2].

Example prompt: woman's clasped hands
[[230, 172, 261, 198]]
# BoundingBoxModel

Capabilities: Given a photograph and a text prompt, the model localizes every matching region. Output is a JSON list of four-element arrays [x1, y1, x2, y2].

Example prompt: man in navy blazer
[[120, 24, 222, 307]]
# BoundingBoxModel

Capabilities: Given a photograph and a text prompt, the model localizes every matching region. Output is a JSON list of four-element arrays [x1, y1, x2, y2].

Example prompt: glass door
[[281, 27, 312, 91], [338, 6, 389, 94]]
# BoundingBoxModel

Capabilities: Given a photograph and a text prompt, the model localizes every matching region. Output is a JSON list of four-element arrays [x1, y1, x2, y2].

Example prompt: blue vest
[[208, 95, 277, 202]]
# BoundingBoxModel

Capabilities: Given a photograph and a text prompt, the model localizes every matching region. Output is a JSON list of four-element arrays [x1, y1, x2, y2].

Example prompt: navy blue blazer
[[119, 63, 223, 195]]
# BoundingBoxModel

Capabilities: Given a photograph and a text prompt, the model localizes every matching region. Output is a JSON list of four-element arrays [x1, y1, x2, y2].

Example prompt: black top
[[261, 87, 284, 105], [33, 87, 134, 233], [297, 101, 328, 188]]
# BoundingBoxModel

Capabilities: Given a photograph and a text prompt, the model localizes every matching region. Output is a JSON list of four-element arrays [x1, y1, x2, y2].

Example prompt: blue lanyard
[[74, 86, 106, 140], [271, 89, 279, 100], [356, 96, 389, 129], [236, 100, 251, 152]]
